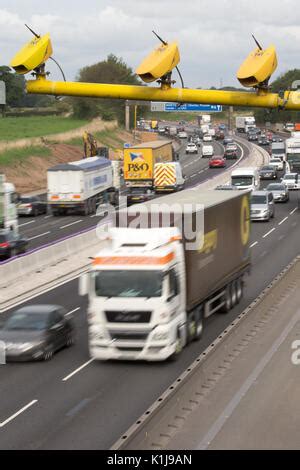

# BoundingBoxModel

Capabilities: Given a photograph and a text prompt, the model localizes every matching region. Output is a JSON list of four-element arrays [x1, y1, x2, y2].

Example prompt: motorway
[[16, 134, 243, 251], [0, 148, 299, 449]]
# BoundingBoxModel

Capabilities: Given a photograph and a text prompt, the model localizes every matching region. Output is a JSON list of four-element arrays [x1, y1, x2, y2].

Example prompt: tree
[[71, 54, 141, 123], [0, 66, 25, 107]]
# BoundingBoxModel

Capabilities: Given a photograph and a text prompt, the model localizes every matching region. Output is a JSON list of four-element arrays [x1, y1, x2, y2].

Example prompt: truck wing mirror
[[79, 273, 89, 296]]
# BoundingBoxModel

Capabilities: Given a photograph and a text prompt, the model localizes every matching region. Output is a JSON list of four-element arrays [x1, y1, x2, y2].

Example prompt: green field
[[0, 146, 51, 166], [68, 129, 126, 149], [0, 116, 89, 141]]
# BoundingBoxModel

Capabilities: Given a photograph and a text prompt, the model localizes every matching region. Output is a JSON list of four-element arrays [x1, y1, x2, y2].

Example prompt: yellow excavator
[[83, 131, 98, 158]]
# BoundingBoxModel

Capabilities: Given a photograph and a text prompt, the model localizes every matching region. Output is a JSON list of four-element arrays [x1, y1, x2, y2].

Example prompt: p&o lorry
[[79, 189, 251, 362], [47, 156, 120, 216], [0, 174, 18, 233]]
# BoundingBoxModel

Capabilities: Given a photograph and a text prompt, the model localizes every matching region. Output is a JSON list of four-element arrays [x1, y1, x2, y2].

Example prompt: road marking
[[260, 250, 268, 258], [290, 207, 298, 215], [191, 173, 198, 178], [62, 359, 94, 382], [250, 241, 258, 248], [278, 217, 288, 225], [28, 231, 51, 241], [44, 215, 52, 219], [263, 228, 276, 238], [0, 400, 38, 428], [60, 220, 83, 230], [65, 307, 80, 317], [19, 220, 36, 228], [291, 221, 298, 228]]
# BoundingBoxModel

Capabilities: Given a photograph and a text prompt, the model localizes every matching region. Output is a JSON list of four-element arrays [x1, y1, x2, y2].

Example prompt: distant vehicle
[[185, 143, 198, 154], [127, 187, 154, 205], [219, 124, 226, 130], [271, 141, 285, 160], [250, 191, 275, 221], [178, 131, 188, 139], [17, 196, 47, 217], [224, 147, 238, 159], [203, 134, 212, 142], [268, 157, 284, 171], [202, 145, 214, 157], [231, 168, 259, 191], [215, 130, 225, 140], [281, 172, 300, 190], [258, 136, 270, 146], [209, 156, 226, 168], [154, 162, 185, 192], [195, 136, 202, 147], [285, 123, 294, 132], [215, 184, 237, 190], [0, 229, 28, 260], [259, 165, 277, 180], [169, 127, 177, 136], [223, 137, 234, 146], [236, 116, 256, 133], [0, 175, 18, 233], [265, 183, 289, 202], [0, 305, 75, 361], [248, 133, 258, 142], [158, 127, 166, 135]]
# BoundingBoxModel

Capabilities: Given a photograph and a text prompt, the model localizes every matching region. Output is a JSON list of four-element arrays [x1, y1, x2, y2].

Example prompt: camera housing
[[136, 42, 180, 83], [10, 33, 53, 74], [237, 45, 277, 88]]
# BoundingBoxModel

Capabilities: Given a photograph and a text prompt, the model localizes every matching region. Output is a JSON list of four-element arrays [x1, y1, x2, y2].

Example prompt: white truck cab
[[231, 167, 259, 191], [0, 175, 18, 233], [80, 227, 186, 361]]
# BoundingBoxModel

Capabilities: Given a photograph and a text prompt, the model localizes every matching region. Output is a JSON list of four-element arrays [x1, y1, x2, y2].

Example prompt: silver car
[[265, 183, 289, 202], [251, 191, 275, 221]]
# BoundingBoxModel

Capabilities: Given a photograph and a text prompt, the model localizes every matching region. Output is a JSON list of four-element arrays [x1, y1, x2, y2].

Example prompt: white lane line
[[44, 215, 52, 219], [19, 220, 36, 228], [65, 307, 80, 317], [28, 231, 51, 241], [60, 220, 83, 230], [191, 173, 198, 178], [0, 400, 38, 428], [62, 359, 94, 382], [278, 217, 288, 226], [290, 207, 298, 215], [250, 241, 258, 248], [263, 228, 276, 238]]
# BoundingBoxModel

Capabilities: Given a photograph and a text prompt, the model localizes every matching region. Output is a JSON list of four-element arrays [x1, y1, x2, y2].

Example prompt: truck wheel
[[220, 284, 232, 313], [193, 309, 204, 341], [236, 278, 243, 303], [231, 281, 237, 307]]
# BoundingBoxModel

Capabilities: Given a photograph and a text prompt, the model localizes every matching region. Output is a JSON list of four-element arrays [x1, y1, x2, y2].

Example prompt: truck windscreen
[[93, 270, 163, 298], [287, 153, 300, 160], [272, 149, 284, 155], [231, 176, 253, 186]]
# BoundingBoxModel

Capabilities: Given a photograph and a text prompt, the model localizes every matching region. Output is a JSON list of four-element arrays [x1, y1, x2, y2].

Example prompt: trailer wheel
[[236, 278, 243, 303], [231, 281, 238, 307], [193, 308, 203, 341], [219, 284, 232, 313]]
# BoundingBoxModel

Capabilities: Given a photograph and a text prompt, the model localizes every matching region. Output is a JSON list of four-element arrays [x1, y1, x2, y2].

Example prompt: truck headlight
[[152, 331, 169, 341]]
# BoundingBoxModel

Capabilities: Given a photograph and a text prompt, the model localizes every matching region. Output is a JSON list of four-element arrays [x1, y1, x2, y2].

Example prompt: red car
[[209, 156, 226, 168]]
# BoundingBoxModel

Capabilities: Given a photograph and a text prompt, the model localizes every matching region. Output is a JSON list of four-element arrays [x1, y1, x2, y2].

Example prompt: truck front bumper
[[90, 342, 177, 361]]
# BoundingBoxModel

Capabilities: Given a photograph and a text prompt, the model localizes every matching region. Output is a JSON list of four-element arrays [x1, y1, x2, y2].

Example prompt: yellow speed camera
[[136, 41, 180, 83], [237, 44, 277, 88], [10, 33, 53, 74]]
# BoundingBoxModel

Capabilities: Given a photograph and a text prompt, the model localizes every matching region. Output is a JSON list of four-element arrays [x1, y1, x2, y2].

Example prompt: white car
[[281, 173, 300, 189], [185, 143, 198, 154], [202, 145, 214, 157], [203, 134, 212, 142], [178, 131, 188, 139], [268, 157, 284, 171]]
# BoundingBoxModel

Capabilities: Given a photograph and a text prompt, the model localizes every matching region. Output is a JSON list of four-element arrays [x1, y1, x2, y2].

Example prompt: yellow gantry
[[26, 75, 300, 110]]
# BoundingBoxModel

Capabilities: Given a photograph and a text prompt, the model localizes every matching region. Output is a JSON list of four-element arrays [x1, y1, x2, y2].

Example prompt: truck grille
[[109, 331, 149, 341], [105, 311, 152, 323]]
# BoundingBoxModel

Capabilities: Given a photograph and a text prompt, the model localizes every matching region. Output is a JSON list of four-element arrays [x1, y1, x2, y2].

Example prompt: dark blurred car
[[209, 156, 226, 168], [17, 196, 47, 216], [0, 305, 75, 362], [225, 143, 238, 159], [223, 137, 234, 146], [259, 165, 277, 180], [215, 184, 237, 190], [248, 133, 258, 141], [127, 187, 154, 205], [215, 130, 225, 140], [265, 183, 289, 202], [258, 136, 270, 146], [0, 230, 28, 260], [219, 124, 226, 130]]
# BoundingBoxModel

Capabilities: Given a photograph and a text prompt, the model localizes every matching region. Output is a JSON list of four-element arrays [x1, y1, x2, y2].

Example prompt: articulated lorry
[[285, 136, 300, 173], [271, 141, 286, 161], [0, 174, 18, 233], [236, 116, 256, 133], [124, 140, 174, 191], [47, 156, 120, 216], [79, 189, 251, 361]]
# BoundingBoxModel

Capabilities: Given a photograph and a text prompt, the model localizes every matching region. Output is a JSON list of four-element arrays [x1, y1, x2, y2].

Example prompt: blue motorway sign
[[164, 103, 222, 112]]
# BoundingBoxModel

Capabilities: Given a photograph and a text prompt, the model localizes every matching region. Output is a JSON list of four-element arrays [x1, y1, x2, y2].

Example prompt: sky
[[1, 0, 300, 88]]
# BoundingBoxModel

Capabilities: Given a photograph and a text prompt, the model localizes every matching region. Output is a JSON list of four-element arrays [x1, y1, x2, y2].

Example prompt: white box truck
[[154, 162, 185, 192], [47, 156, 119, 216], [79, 190, 251, 362], [236, 116, 256, 133]]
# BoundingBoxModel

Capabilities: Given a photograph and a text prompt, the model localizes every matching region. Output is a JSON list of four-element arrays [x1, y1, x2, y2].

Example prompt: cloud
[[1, 1, 300, 87]]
